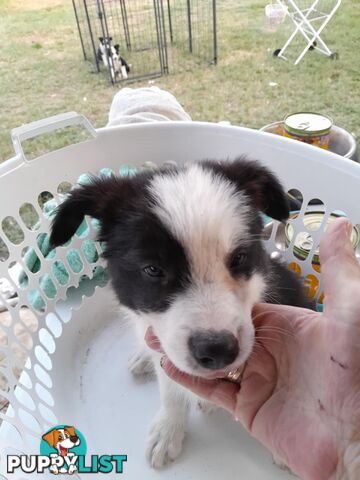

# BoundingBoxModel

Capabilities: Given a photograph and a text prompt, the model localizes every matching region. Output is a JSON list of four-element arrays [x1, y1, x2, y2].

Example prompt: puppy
[[50, 158, 314, 468], [97, 37, 130, 80], [113, 44, 130, 77]]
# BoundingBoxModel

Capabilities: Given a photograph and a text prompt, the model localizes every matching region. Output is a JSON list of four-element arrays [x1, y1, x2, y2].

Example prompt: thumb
[[319, 217, 360, 307]]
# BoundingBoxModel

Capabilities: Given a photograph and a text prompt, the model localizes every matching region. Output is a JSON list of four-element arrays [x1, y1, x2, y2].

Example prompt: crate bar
[[160, 0, 169, 73], [186, 0, 192, 53], [123, 71, 163, 84], [166, 0, 173, 44], [153, 0, 165, 74], [119, 0, 131, 51], [100, 0, 111, 46], [212, 0, 217, 65], [97, 0, 115, 84], [73, 0, 87, 61], [83, 0, 100, 72]]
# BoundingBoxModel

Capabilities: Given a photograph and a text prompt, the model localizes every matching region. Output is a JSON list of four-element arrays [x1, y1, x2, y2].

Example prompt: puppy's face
[[50, 159, 289, 378], [99, 36, 112, 45]]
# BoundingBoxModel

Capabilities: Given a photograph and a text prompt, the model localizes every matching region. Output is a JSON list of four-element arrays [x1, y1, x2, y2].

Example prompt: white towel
[[107, 86, 191, 126]]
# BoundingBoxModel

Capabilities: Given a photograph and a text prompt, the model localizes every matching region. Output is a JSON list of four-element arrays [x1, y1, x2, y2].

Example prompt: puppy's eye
[[143, 265, 164, 278], [230, 252, 247, 270]]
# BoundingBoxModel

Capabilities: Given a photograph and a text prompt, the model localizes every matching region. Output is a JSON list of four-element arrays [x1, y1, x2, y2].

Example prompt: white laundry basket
[[1, 113, 360, 480]]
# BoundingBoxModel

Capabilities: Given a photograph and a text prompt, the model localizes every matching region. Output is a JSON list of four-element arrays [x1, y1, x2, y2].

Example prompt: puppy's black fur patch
[[103, 208, 191, 312], [266, 260, 314, 308], [203, 158, 289, 222], [51, 171, 190, 312]]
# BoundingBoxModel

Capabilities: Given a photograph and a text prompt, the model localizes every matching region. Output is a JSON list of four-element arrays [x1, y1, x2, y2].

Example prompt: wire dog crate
[[72, 0, 218, 84]]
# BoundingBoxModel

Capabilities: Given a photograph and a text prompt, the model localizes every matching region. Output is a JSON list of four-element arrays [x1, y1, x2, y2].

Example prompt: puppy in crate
[[97, 36, 130, 80], [50, 157, 314, 468]]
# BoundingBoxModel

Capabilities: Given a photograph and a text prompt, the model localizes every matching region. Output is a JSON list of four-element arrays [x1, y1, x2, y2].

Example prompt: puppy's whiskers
[[256, 325, 295, 340]]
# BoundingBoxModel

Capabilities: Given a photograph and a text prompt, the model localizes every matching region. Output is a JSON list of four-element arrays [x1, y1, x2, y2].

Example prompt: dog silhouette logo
[[40, 425, 87, 475]]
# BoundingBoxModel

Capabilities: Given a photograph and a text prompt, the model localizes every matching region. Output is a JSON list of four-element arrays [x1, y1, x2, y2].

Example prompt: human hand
[[146, 218, 360, 479]]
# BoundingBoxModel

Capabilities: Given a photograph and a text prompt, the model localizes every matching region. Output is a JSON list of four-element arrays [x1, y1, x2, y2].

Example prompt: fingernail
[[334, 218, 352, 239], [160, 356, 166, 368]]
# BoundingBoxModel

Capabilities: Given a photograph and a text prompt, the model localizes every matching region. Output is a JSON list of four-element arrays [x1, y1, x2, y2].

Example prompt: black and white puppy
[[113, 44, 130, 75], [97, 37, 130, 80], [50, 158, 314, 468]]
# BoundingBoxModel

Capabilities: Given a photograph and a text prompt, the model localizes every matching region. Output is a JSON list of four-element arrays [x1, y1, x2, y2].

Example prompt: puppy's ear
[[42, 429, 57, 447], [203, 157, 289, 221], [50, 176, 138, 248], [99, 37, 103, 43], [114, 44, 119, 53]]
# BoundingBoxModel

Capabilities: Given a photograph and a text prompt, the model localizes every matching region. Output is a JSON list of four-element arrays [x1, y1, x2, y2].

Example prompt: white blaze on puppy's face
[[148, 164, 266, 375], [150, 165, 249, 279]]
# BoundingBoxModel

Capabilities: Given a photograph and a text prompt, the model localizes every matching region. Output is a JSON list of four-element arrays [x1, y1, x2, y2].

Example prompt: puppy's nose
[[188, 329, 239, 370], [70, 435, 78, 443]]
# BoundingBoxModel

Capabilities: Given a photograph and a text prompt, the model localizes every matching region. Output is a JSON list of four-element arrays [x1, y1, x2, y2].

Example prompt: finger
[[144, 327, 164, 353], [233, 352, 278, 432], [160, 356, 239, 413], [319, 217, 360, 306]]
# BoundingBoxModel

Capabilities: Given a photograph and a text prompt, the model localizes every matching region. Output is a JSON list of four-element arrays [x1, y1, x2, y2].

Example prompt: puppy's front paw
[[146, 411, 185, 468], [128, 349, 155, 379]]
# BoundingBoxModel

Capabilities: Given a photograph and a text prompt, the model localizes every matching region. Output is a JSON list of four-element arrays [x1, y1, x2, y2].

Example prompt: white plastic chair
[[273, 0, 341, 65]]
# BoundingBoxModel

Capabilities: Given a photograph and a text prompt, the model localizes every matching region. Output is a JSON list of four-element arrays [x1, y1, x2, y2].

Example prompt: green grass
[[0, 0, 359, 162]]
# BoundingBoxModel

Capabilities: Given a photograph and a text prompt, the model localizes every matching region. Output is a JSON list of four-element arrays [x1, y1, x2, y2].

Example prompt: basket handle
[[11, 112, 97, 161]]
